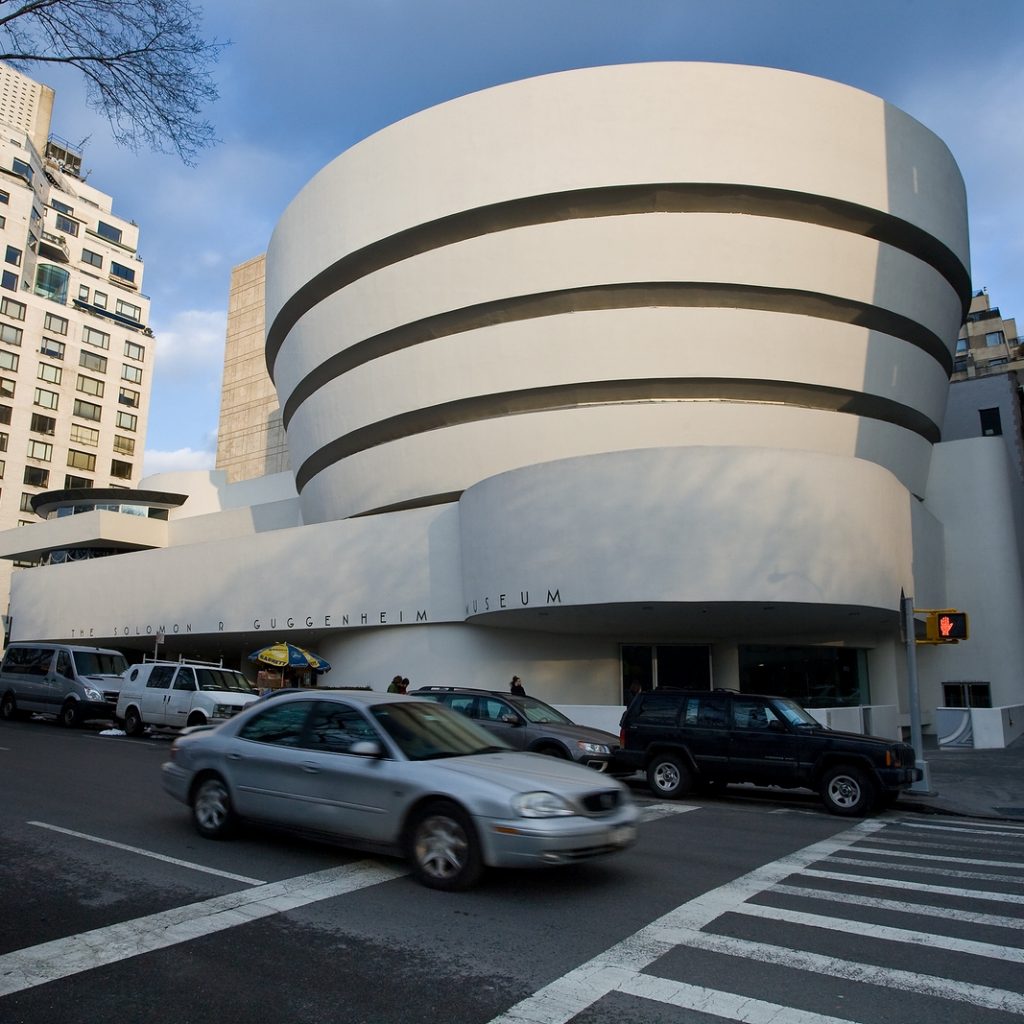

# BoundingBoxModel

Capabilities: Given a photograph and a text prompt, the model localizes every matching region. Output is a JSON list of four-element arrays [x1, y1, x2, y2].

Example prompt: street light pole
[[901, 592, 932, 794]]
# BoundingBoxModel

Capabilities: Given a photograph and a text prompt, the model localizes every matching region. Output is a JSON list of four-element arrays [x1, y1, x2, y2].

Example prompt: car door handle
[[301, 761, 320, 774], [227, 752, 243, 761]]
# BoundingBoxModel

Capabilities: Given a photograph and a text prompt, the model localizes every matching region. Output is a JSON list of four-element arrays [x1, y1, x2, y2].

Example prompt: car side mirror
[[350, 739, 384, 758]]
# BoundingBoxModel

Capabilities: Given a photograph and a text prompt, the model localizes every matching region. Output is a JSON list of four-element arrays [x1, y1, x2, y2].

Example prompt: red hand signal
[[939, 615, 954, 637]]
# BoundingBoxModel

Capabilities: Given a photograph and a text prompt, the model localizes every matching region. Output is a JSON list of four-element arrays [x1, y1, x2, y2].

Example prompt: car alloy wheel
[[646, 753, 692, 799], [821, 765, 872, 817], [408, 801, 482, 891], [192, 776, 235, 838]]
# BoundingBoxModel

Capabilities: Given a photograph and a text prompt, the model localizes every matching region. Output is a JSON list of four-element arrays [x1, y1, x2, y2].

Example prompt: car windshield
[[196, 668, 255, 693], [772, 698, 821, 728], [73, 650, 128, 676], [508, 696, 572, 725], [371, 701, 511, 761]]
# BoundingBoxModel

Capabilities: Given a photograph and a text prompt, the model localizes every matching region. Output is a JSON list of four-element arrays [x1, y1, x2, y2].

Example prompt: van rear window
[[2, 647, 51, 675]]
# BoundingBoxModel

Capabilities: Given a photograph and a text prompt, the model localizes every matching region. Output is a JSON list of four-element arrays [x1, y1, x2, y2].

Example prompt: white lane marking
[[771, 883, 1024, 930], [28, 821, 265, 885], [850, 843, 1023, 869], [798, 867, 1024, 904], [619, 973, 871, 1024], [826, 855, 1022, 884], [0, 860, 405, 997], [860, 835, 1024, 857], [484, 819, 887, 1024], [734, 901, 1024, 962], [652, 926, 1024, 1014], [893, 820, 1024, 838], [640, 803, 700, 822]]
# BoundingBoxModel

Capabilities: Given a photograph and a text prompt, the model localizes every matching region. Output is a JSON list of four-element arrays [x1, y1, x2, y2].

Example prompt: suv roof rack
[[142, 655, 226, 667]]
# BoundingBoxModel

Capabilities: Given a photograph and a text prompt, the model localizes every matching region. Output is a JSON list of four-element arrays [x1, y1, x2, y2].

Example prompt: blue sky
[[31, 0, 1024, 474]]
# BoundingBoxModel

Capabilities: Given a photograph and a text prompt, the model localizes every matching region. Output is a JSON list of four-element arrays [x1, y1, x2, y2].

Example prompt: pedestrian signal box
[[920, 610, 970, 644]]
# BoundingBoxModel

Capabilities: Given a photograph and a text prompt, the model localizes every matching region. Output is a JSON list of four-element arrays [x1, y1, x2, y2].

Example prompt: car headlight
[[576, 741, 610, 755], [512, 791, 575, 818], [213, 704, 233, 717], [83, 687, 103, 701]]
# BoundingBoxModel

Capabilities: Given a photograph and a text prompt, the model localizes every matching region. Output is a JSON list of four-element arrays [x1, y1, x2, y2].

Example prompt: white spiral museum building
[[5, 63, 1024, 727]]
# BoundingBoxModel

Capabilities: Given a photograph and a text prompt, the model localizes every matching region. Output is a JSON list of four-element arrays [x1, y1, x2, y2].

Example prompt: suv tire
[[646, 753, 693, 799], [820, 764, 874, 817]]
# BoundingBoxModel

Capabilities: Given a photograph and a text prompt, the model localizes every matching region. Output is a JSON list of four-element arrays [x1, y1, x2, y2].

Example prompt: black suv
[[411, 687, 622, 773], [618, 689, 921, 816]]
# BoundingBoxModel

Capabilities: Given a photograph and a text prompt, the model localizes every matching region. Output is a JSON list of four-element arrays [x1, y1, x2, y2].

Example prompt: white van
[[117, 659, 258, 735], [0, 642, 129, 727]]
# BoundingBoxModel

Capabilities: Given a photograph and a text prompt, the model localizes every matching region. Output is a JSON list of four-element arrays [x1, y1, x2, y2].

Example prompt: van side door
[[53, 650, 78, 708], [141, 665, 176, 723], [165, 667, 198, 726]]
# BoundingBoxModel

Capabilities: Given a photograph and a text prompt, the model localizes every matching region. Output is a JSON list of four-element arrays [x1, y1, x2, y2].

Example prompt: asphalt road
[[2, 718, 1022, 1024]]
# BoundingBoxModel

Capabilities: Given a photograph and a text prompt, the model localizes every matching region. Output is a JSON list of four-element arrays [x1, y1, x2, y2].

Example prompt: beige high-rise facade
[[951, 290, 1020, 380], [215, 254, 288, 482], [0, 63, 153, 624]]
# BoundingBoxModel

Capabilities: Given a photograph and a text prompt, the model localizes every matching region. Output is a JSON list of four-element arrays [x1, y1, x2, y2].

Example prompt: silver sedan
[[161, 690, 638, 890]]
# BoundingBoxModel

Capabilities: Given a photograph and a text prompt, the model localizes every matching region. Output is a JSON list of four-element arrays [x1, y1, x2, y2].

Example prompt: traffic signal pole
[[901, 593, 933, 794]]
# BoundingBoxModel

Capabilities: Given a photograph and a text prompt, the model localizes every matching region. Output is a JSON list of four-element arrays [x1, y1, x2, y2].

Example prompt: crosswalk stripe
[[655, 926, 1024, 1014], [798, 867, 1024, 903], [826, 855, 1023, 884], [770, 883, 1024, 930], [734, 901, 1024, 961], [893, 820, 1024, 838], [843, 843, 1019, 868]]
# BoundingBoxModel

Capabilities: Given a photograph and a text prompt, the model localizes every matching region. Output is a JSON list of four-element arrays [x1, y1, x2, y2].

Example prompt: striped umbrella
[[247, 641, 332, 672]]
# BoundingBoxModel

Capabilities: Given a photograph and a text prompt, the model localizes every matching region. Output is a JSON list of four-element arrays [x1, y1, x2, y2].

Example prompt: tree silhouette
[[0, 0, 227, 165]]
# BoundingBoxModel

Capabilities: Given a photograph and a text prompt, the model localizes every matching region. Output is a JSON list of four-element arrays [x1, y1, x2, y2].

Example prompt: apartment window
[[988, 357, 1008, 368], [110, 261, 136, 285], [30, 413, 55, 435], [12, 156, 32, 180], [954, 337, 968, 354], [78, 284, 90, 301], [82, 325, 110, 350], [0, 350, 17, 372], [985, 331, 1005, 347], [0, 432, 7, 452], [40, 338, 65, 360], [115, 299, 141, 321], [54, 213, 79, 236], [34, 388, 58, 410], [116, 410, 137, 431], [113, 434, 135, 456], [37, 363, 62, 385], [943, 682, 992, 709], [44, 313, 68, 336], [0, 323, 22, 347], [27, 439, 52, 461], [1, 271, 17, 291], [0, 459, 4, 477], [121, 364, 143, 384], [80, 350, 107, 373], [51, 199, 73, 216], [110, 459, 133, 480], [0, 403, 10, 422], [77, 374, 104, 398], [118, 387, 140, 408], [96, 221, 122, 244], [123, 340, 145, 361], [35, 264, 69, 304], [5, 245, 21, 267], [67, 449, 96, 471], [93, 291, 107, 309], [0, 297, 25, 320], [0, 190, 8, 204], [0, 377, 14, 398], [71, 423, 99, 446], [81, 248, 102, 269], [20, 493, 35, 513], [65, 474, 91, 488], [0, 215, 5, 229], [980, 408, 1002, 437], [73, 398, 101, 421], [23, 466, 49, 487]]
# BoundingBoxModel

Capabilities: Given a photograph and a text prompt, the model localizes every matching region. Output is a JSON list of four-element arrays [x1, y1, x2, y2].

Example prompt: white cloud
[[142, 447, 217, 476], [151, 308, 228, 378]]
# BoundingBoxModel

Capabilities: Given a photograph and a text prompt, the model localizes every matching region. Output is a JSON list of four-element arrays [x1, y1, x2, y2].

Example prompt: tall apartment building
[[0, 63, 152, 618], [215, 254, 289, 483]]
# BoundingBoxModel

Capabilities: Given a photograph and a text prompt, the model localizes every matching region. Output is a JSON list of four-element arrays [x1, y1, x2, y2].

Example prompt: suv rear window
[[634, 693, 682, 725]]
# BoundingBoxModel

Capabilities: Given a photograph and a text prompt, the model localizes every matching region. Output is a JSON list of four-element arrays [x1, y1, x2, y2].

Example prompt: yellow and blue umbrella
[[247, 641, 331, 672]]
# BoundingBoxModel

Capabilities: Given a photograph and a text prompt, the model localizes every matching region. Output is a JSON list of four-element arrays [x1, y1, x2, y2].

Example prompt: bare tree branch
[[0, 0, 227, 165]]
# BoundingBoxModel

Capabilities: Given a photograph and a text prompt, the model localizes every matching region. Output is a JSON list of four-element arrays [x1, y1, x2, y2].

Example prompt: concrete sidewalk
[[900, 735, 1024, 821]]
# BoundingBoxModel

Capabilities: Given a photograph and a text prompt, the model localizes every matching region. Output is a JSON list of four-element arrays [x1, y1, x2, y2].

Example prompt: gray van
[[0, 642, 129, 727]]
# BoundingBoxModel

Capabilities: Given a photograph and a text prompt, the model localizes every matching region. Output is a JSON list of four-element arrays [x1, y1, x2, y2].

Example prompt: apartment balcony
[[37, 231, 70, 263]]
